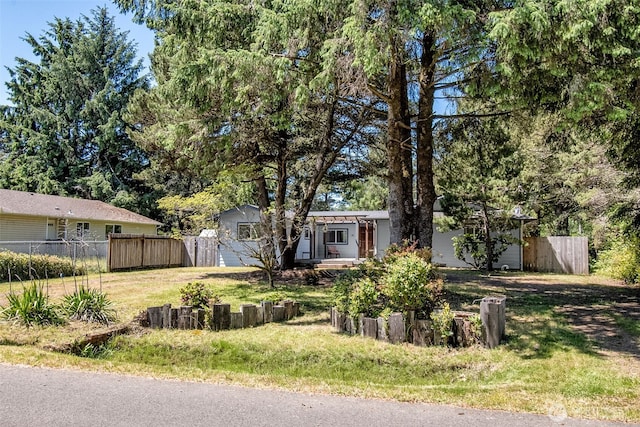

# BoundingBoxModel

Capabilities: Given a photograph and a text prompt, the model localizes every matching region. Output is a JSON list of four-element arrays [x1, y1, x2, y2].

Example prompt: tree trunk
[[387, 34, 414, 245], [482, 202, 494, 271], [415, 31, 437, 253]]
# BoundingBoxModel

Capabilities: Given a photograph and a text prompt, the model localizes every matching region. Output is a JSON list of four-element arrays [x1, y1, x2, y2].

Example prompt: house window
[[106, 224, 122, 235], [237, 223, 258, 240], [76, 222, 90, 238], [303, 228, 310, 239], [326, 228, 348, 245]]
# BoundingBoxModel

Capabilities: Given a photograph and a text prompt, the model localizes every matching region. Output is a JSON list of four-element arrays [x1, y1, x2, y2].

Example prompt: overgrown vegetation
[[331, 244, 444, 319], [61, 286, 117, 324], [0, 251, 84, 282], [1, 283, 65, 327], [179, 282, 219, 309], [593, 237, 640, 284], [0, 267, 638, 422]]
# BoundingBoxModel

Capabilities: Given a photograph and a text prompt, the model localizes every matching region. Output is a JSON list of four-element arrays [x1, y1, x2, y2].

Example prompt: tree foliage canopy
[[0, 7, 151, 213]]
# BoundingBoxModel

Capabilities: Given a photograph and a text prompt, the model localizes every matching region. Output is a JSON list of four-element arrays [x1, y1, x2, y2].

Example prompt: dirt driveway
[[445, 271, 640, 363]]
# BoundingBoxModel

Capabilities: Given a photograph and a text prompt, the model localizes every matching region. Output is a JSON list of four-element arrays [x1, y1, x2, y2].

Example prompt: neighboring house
[[0, 189, 161, 242], [215, 203, 532, 269]]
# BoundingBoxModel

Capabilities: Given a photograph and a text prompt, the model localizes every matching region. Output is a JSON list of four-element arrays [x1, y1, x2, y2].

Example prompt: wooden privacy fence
[[183, 236, 218, 267], [108, 235, 218, 271], [523, 236, 589, 275], [108, 234, 184, 271]]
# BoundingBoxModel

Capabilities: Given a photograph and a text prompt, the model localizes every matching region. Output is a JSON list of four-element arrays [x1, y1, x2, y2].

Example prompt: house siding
[[0, 214, 157, 242], [216, 206, 524, 269], [0, 214, 47, 241], [432, 227, 522, 269], [217, 207, 264, 267]]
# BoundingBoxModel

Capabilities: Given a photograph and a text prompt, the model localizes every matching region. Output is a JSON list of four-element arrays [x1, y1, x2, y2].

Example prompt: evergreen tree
[[436, 116, 523, 271], [0, 8, 150, 213]]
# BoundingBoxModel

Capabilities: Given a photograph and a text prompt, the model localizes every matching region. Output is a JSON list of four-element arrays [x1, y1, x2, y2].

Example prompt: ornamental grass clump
[[1, 283, 65, 327], [62, 286, 117, 324]]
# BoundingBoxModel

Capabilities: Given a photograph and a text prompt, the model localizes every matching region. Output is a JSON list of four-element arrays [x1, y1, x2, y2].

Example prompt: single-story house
[[215, 203, 532, 269], [0, 189, 162, 242]]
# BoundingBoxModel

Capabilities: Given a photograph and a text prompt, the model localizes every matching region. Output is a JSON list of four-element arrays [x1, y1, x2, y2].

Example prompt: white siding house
[[216, 205, 529, 269], [0, 189, 161, 243]]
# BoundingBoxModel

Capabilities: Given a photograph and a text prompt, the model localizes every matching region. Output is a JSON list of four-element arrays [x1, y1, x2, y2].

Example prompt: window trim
[[237, 222, 259, 241], [106, 224, 122, 235], [76, 222, 90, 239], [325, 228, 348, 245]]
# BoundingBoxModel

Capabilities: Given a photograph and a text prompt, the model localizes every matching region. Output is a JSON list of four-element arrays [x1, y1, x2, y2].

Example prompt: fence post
[[480, 296, 506, 349]]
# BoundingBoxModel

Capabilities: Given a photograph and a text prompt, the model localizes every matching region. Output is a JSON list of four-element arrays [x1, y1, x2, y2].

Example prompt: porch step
[[315, 258, 356, 269]]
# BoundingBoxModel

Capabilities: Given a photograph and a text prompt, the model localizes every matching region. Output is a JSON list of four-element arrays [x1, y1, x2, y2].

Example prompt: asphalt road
[[0, 363, 634, 426]]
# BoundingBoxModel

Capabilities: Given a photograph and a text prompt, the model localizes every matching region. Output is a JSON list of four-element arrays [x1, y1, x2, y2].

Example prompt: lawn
[[0, 267, 639, 423]]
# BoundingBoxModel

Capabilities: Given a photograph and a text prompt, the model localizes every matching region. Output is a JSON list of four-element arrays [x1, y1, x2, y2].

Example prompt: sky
[[0, 0, 155, 105]]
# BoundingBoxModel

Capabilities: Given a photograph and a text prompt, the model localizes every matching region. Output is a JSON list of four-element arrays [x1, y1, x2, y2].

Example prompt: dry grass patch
[[1, 267, 639, 422]]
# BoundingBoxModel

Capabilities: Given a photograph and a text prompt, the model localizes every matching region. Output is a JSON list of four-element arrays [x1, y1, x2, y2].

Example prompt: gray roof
[[0, 189, 162, 225], [308, 210, 389, 221]]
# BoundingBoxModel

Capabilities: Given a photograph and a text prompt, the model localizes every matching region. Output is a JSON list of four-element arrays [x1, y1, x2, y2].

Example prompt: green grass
[[0, 267, 639, 422]]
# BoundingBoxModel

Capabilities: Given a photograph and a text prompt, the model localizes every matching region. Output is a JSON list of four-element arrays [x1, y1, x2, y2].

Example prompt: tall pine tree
[[0, 7, 151, 213]]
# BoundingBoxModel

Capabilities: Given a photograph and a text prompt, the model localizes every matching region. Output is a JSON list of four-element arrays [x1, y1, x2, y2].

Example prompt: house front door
[[358, 223, 374, 258]]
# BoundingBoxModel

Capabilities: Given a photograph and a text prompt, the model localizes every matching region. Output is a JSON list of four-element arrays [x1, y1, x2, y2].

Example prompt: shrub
[[382, 252, 442, 313], [1, 283, 65, 327], [594, 238, 640, 284], [330, 269, 366, 314], [347, 277, 380, 318], [0, 251, 84, 282], [62, 286, 117, 324], [431, 302, 455, 343], [180, 282, 218, 309]]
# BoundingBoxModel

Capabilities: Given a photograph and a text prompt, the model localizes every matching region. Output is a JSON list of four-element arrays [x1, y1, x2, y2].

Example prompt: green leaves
[[62, 286, 117, 325], [1, 7, 149, 211]]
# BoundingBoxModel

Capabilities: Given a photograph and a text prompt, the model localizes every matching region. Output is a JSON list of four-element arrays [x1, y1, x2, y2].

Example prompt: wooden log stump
[[283, 300, 294, 320], [292, 302, 300, 317], [162, 304, 172, 329], [376, 317, 388, 341], [178, 306, 192, 330], [241, 304, 257, 328], [256, 306, 265, 325], [212, 303, 231, 331], [194, 308, 206, 329], [147, 306, 163, 329], [362, 317, 377, 338], [230, 312, 243, 329], [388, 312, 405, 343], [273, 305, 285, 322], [170, 308, 178, 328], [261, 301, 274, 323], [412, 319, 433, 346]]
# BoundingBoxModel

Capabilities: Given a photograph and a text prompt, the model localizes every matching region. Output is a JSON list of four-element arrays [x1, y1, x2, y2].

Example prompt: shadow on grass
[[444, 269, 640, 360]]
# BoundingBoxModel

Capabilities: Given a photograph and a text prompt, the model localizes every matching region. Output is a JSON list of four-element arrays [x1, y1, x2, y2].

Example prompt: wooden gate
[[523, 236, 589, 275]]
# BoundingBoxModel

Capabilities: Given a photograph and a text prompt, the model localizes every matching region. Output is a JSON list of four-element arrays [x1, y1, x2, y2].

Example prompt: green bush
[[348, 277, 380, 318], [62, 286, 117, 324], [0, 251, 85, 282], [382, 252, 442, 313], [594, 239, 640, 284], [179, 282, 218, 309], [430, 302, 455, 343], [1, 283, 65, 327], [330, 268, 366, 314], [331, 251, 443, 319]]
